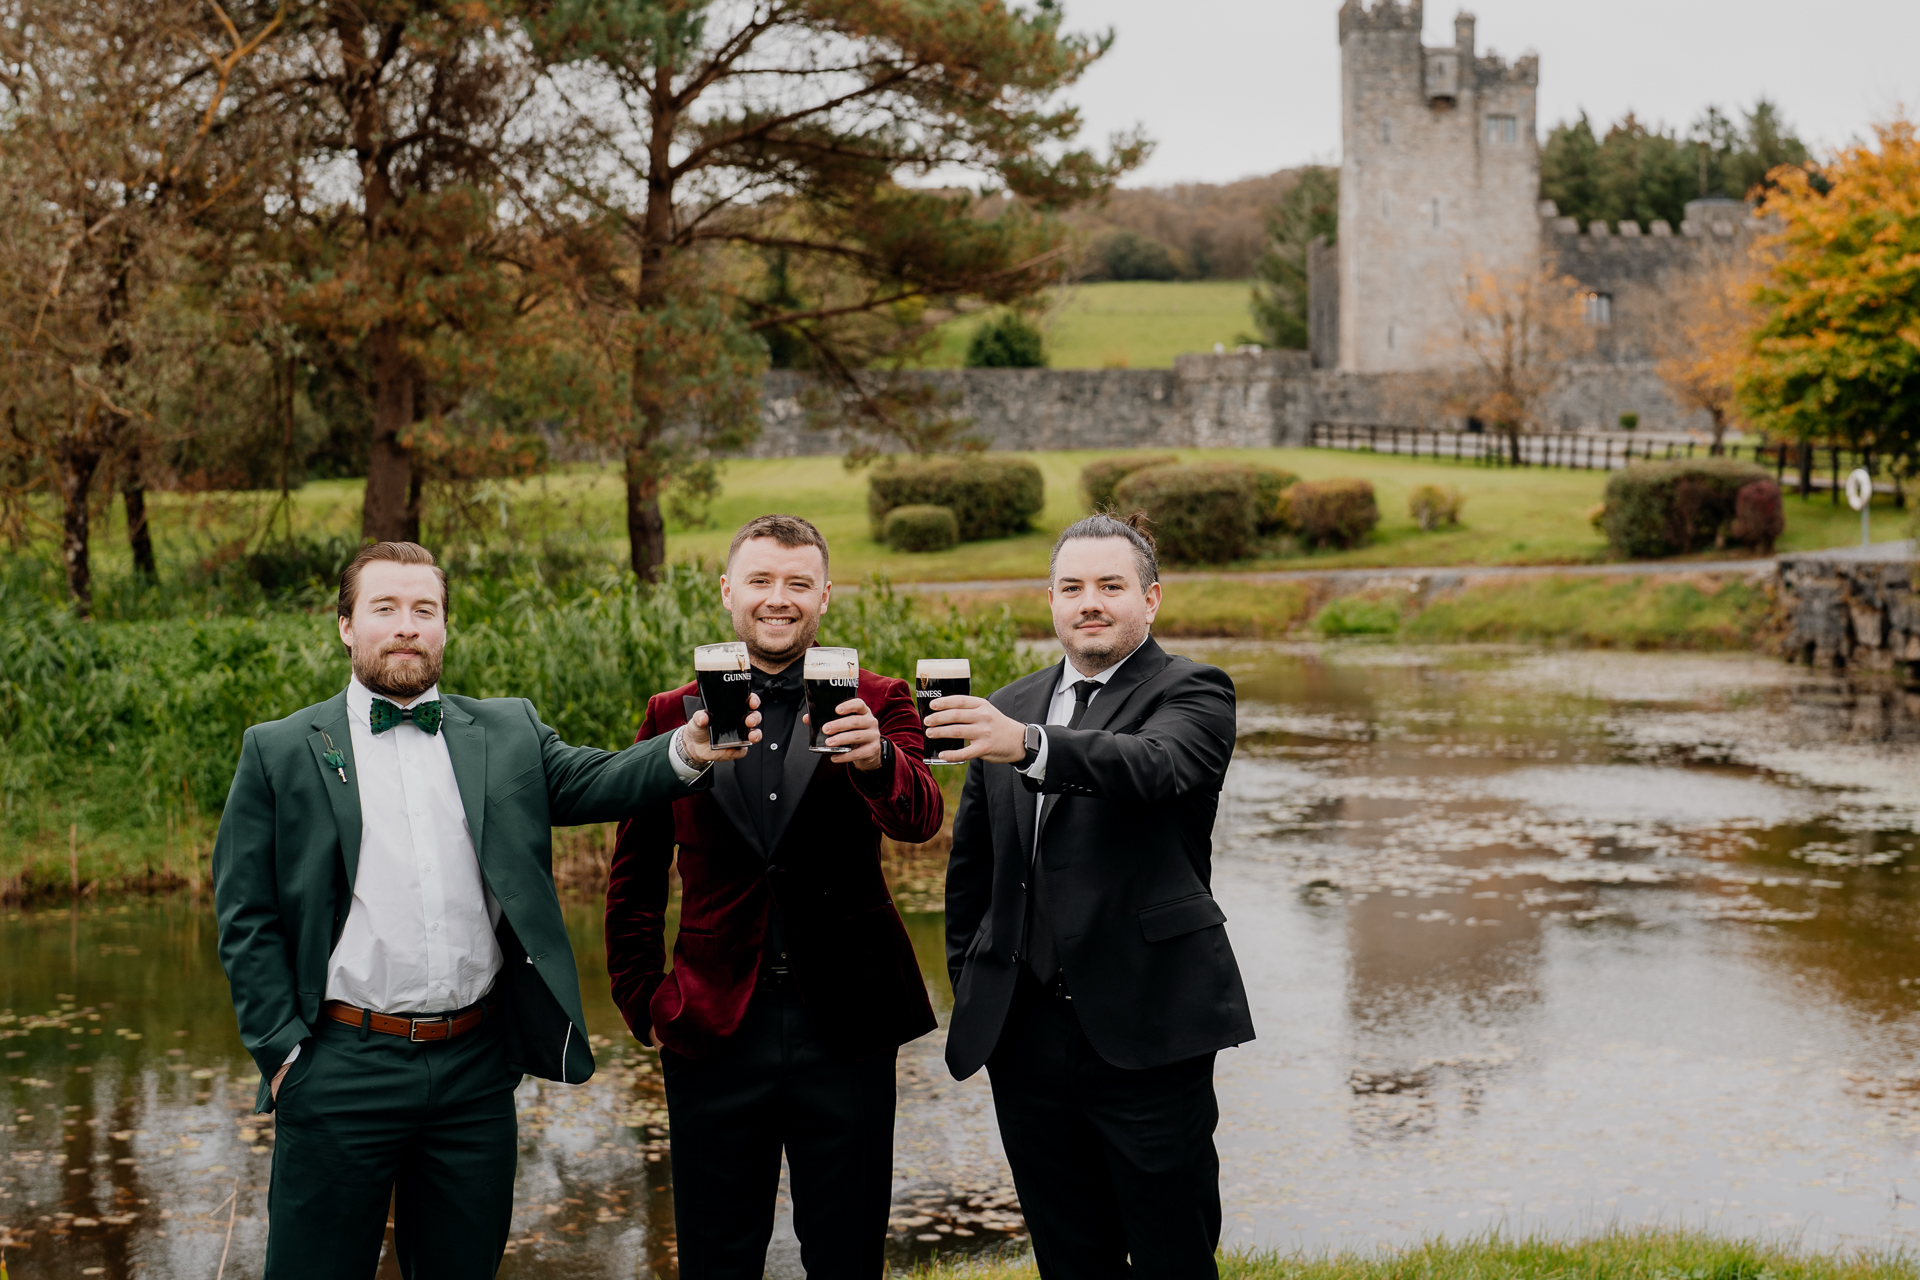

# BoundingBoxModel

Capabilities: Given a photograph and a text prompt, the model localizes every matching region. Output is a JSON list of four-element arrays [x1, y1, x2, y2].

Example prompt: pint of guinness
[[693, 641, 753, 748], [915, 658, 971, 764], [804, 647, 860, 754]]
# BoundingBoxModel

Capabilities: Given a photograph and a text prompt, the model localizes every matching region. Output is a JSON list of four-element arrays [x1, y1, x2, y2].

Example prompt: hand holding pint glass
[[915, 659, 970, 764], [803, 647, 861, 754], [687, 641, 762, 763]]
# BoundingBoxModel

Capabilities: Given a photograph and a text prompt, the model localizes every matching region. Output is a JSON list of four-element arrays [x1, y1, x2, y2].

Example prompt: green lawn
[[918, 280, 1258, 369], [68, 448, 1909, 593]]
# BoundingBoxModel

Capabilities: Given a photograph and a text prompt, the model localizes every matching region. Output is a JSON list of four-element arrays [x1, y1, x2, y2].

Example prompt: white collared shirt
[[329, 677, 503, 1016], [1017, 638, 1146, 854]]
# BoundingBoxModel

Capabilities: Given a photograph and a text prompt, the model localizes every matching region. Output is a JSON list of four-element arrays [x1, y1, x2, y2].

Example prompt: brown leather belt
[[321, 999, 493, 1043]]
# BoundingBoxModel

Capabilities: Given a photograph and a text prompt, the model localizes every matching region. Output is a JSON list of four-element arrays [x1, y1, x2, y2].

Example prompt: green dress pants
[[264, 1011, 521, 1279]]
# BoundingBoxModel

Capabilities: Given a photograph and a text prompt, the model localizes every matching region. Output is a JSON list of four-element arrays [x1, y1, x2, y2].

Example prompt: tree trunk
[[626, 446, 666, 582], [362, 324, 415, 543], [1505, 426, 1522, 466], [55, 433, 102, 618], [1797, 441, 1813, 498], [122, 441, 156, 578]]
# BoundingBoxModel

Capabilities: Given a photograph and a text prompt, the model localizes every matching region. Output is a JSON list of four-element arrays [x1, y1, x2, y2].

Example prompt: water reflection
[[9, 645, 1920, 1272]]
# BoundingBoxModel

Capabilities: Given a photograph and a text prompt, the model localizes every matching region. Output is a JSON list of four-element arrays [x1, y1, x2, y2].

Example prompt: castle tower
[[1335, 1, 1540, 373]]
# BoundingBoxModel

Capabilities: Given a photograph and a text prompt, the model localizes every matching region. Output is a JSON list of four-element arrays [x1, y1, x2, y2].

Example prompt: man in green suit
[[213, 541, 756, 1280]]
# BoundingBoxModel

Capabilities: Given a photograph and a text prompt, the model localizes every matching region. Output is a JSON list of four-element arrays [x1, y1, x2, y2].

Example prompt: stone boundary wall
[[1777, 542, 1920, 672], [736, 354, 1709, 458]]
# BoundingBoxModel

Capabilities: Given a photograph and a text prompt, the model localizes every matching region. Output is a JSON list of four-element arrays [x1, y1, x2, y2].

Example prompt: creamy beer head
[[694, 641, 749, 672], [916, 658, 970, 680], [804, 647, 859, 681]]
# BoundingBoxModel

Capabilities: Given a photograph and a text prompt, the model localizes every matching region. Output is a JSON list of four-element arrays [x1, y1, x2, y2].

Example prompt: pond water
[[7, 643, 1920, 1277]]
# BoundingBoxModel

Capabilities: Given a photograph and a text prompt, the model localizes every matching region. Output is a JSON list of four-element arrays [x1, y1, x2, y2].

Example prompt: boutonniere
[[321, 732, 347, 784]]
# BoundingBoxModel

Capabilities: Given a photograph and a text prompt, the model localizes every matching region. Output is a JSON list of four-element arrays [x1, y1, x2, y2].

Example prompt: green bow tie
[[369, 698, 442, 736]]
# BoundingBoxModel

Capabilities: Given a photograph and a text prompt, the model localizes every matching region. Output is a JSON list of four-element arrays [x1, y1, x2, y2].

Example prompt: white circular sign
[[1846, 468, 1874, 511]]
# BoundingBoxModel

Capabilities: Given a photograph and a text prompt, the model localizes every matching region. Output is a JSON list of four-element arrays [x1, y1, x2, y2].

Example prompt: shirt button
[[770, 743, 779, 751], [769, 793, 778, 801]]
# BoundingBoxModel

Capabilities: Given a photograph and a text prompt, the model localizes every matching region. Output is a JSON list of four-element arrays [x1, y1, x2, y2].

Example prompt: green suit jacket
[[212, 688, 692, 1113]]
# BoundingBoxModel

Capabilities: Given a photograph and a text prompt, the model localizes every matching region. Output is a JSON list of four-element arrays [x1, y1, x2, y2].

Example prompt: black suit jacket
[[944, 636, 1255, 1078]]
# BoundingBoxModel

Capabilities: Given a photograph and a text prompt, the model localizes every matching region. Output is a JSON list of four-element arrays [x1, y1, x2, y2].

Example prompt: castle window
[[1583, 292, 1613, 327], [1431, 199, 1441, 229], [1381, 120, 1392, 144], [1387, 324, 1397, 350], [1485, 114, 1517, 145]]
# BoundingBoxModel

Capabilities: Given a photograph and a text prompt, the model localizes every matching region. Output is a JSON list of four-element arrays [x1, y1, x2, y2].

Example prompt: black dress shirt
[[742, 662, 805, 968]]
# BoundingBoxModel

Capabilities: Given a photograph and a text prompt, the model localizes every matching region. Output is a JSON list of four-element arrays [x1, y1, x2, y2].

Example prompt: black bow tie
[[751, 665, 803, 701]]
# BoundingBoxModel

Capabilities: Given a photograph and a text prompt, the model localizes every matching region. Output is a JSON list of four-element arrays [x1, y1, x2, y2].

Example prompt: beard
[[1060, 610, 1147, 674], [354, 637, 444, 701], [735, 607, 820, 669]]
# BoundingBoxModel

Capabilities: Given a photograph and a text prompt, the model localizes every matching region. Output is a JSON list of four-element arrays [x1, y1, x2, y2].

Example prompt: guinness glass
[[804, 647, 860, 754], [915, 658, 971, 764], [693, 642, 753, 748]]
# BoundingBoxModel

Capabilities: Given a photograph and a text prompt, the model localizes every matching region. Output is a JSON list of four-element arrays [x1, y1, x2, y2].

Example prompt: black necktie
[[1026, 679, 1100, 987]]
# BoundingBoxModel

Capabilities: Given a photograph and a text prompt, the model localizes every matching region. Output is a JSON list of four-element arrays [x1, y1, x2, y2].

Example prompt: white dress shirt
[[284, 680, 705, 1066], [1016, 638, 1146, 851]]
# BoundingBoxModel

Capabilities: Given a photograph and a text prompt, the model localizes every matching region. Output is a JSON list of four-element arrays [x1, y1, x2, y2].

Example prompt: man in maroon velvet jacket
[[605, 513, 942, 1278]]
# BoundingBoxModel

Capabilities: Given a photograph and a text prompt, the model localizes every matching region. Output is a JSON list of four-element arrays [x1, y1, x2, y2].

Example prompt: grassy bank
[[1403, 574, 1773, 649], [908, 1230, 1915, 1280], [21, 449, 1903, 600], [0, 559, 1037, 898], [913, 280, 1258, 370]]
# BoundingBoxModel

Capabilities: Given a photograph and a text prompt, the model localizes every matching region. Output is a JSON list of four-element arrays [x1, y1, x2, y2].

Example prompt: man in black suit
[[926, 512, 1254, 1279]]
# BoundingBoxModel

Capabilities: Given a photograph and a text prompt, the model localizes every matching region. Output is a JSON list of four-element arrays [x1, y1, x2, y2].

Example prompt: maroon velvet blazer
[[605, 667, 942, 1061]]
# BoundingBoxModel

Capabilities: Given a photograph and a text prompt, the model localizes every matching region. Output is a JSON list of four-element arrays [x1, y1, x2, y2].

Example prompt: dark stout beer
[[804, 647, 860, 754], [915, 658, 971, 764], [693, 642, 753, 748]]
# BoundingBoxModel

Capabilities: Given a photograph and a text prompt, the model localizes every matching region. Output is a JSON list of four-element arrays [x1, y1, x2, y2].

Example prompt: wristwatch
[[1018, 723, 1044, 771]]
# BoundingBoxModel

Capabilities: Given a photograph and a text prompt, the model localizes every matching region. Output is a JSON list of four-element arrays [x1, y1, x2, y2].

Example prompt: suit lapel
[[1038, 637, 1169, 838], [762, 728, 823, 858], [1007, 664, 1062, 863], [307, 693, 362, 891], [440, 698, 488, 861]]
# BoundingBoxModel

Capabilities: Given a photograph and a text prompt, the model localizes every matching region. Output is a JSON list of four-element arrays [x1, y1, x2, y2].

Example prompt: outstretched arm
[[212, 731, 310, 1087], [1023, 665, 1236, 802]]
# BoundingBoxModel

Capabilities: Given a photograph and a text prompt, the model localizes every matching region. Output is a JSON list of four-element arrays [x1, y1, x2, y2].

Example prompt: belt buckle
[[408, 1016, 450, 1042]]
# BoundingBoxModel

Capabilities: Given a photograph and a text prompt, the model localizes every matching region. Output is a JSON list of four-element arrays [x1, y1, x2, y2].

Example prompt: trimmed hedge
[[1080, 453, 1179, 513], [1730, 480, 1785, 554], [1247, 464, 1301, 534], [1408, 483, 1465, 532], [1289, 478, 1380, 549], [1111, 464, 1258, 564], [869, 455, 1045, 543], [1600, 459, 1776, 558], [883, 505, 959, 553]]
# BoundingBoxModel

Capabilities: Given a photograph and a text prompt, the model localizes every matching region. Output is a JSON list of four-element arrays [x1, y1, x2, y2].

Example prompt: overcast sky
[[1057, 0, 1920, 186]]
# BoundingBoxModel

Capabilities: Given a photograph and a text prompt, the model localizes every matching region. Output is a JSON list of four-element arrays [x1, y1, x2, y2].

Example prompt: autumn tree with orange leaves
[[1449, 262, 1595, 464], [1655, 252, 1765, 453], [1738, 118, 1920, 474]]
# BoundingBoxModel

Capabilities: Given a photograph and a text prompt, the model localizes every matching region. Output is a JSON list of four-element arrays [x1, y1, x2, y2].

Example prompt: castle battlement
[[1338, 0, 1422, 41], [1537, 198, 1768, 247]]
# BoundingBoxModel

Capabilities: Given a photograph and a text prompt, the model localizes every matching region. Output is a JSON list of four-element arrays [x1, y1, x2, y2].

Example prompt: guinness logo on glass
[[693, 641, 753, 747]]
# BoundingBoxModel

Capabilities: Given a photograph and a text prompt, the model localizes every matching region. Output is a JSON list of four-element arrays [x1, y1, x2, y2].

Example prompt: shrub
[[1600, 459, 1774, 558], [1111, 463, 1258, 564], [1312, 595, 1402, 636], [1080, 453, 1179, 513], [1288, 478, 1380, 549], [964, 312, 1046, 368], [1619, 412, 1640, 430], [1247, 464, 1301, 534], [883, 505, 958, 553], [868, 455, 1045, 542], [1729, 479, 1785, 553], [1082, 229, 1185, 282], [1407, 483, 1466, 532]]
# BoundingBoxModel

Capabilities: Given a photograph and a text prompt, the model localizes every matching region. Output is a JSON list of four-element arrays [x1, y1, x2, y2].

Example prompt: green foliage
[[905, 1229, 1907, 1280], [1619, 412, 1641, 430], [964, 312, 1048, 368], [1248, 165, 1337, 349], [1247, 464, 1300, 534], [1539, 99, 1811, 230], [1736, 121, 1920, 469], [1407, 483, 1465, 532], [0, 555, 1034, 881], [1312, 595, 1401, 636], [1111, 463, 1257, 564], [1407, 576, 1770, 650], [1600, 459, 1775, 558], [1287, 478, 1380, 550], [868, 455, 1045, 542], [1080, 230, 1186, 282], [883, 505, 959, 553], [1079, 453, 1180, 513]]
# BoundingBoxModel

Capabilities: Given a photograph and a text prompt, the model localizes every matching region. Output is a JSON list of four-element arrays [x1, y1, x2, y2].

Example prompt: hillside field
[[916, 280, 1257, 369]]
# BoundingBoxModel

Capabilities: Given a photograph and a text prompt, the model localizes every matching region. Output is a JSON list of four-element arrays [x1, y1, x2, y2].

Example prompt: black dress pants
[[264, 1011, 520, 1280], [661, 978, 898, 1279], [987, 973, 1222, 1280]]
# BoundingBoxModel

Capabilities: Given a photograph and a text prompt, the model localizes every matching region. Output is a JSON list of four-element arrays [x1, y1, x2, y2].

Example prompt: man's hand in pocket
[[271, 1062, 292, 1101]]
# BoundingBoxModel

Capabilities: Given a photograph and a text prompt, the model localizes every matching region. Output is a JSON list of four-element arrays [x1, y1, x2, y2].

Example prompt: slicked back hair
[[337, 541, 448, 622], [1049, 511, 1159, 588], [727, 513, 830, 577]]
